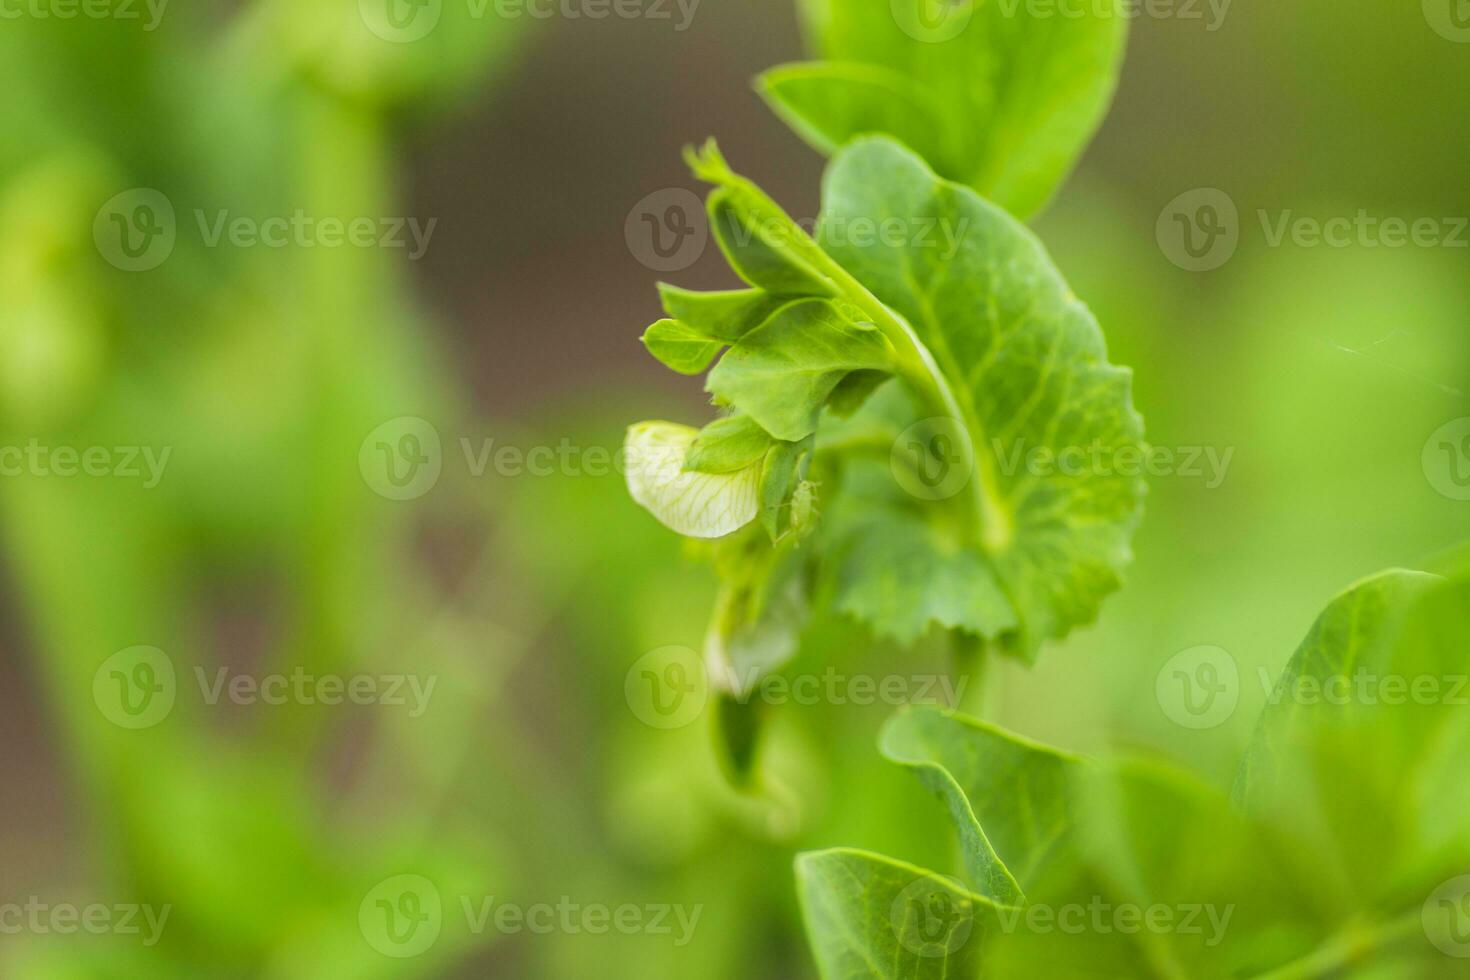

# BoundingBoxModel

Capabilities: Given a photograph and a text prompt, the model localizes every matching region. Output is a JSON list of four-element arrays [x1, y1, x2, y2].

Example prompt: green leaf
[[817, 138, 1144, 658], [687, 140, 838, 296], [797, 849, 991, 980], [631, 137, 1143, 664], [880, 706, 1081, 905], [830, 504, 1017, 644], [1234, 564, 1470, 903], [770, 0, 1128, 218], [706, 299, 897, 442], [640, 318, 724, 375], [1234, 569, 1447, 810], [760, 62, 954, 172], [685, 413, 777, 474], [656, 284, 789, 343], [623, 421, 760, 538]]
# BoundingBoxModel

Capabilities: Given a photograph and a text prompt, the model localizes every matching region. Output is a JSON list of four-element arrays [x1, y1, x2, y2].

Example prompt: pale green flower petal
[[624, 421, 759, 539]]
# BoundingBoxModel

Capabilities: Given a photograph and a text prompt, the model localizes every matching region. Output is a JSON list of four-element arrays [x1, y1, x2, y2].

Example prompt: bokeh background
[[2, 0, 1469, 976]]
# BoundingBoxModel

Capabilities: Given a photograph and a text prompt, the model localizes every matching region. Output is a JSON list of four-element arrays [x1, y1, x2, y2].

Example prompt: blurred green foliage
[[1, 0, 1468, 978]]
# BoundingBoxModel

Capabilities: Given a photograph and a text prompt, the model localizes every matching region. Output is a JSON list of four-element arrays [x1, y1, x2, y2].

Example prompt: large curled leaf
[[817, 138, 1144, 659], [1234, 566, 1470, 909], [627, 138, 1143, 664], [878, 707, 1082, 905], [762, 0, 1128, 218]]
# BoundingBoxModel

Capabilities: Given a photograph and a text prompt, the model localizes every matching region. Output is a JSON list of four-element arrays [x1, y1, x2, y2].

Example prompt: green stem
[[949, 632, 989, 716], [808, 253, 1012, 555]]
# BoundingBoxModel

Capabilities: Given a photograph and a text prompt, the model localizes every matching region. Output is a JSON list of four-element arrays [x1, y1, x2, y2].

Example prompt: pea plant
[[623, 1, 1470, 976]]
